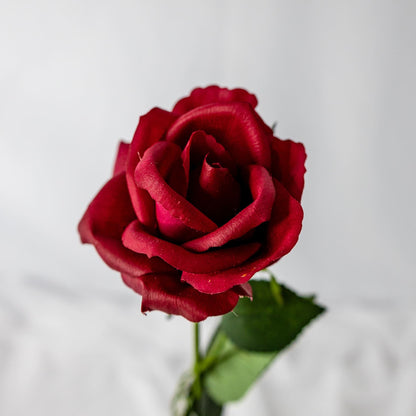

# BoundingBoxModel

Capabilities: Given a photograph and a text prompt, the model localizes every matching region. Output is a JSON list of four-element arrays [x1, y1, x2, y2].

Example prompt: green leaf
[[204, 331, 276, 404], [221, 280, 325, 352], [176, 280, 325, 407]]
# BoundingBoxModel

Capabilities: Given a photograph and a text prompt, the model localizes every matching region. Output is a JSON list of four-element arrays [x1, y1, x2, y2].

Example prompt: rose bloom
[[78, 86, 305, 322]]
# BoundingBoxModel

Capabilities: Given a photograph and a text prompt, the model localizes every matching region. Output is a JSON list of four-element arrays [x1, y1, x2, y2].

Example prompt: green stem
[[194, 322, 201, 365], [193, 322, 202, 399]]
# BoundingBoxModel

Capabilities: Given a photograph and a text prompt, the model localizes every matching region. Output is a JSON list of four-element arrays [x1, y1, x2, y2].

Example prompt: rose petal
[[135, 141, 217, 234], [133, 141, 197, 241], [166, 157, 188, 197], [166, 102, 272, 169], [187, 156, 241, 225], [113, 141, 130, 176], [122, 220, 261, 274], [181, 180, 303, 294], [126, 108, 178, 228], [183, 165, 275, 252], [78, 174, 171, 276], [172, 85, 258, 115], [271, 138, 307, 202], [181, 130, 237, 181], [232, 281, 253, 299], [155, 203, 204, 242], [121, 273, 241, 322]]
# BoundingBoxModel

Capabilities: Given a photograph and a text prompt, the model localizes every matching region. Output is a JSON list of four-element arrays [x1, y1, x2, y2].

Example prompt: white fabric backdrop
[[1, 1, 415, 415]]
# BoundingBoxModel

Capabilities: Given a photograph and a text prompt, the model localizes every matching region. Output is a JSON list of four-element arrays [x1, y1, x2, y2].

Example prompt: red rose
[[78, 86, 305, 322]]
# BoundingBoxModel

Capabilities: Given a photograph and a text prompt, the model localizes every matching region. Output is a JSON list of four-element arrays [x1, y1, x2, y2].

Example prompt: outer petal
[[122, 220, 261, 274], [183, 164, 275, 252], [166, 102, 272, 169], [172, 85, 258, 115], [78, 174, 172, 276], [126, 108, 178, 228], [271, 137, 307, 202], [181, 180, 303, 294], [113, 141, 130, 176], [121, 273, 242, 322]]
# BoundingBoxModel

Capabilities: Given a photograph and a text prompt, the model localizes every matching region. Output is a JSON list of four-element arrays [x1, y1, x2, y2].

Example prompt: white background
[[1, 1, 415, 415]]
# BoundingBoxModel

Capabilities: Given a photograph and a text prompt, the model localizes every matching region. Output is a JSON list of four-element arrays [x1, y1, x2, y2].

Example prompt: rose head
[[78, 86, 305, 322]]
